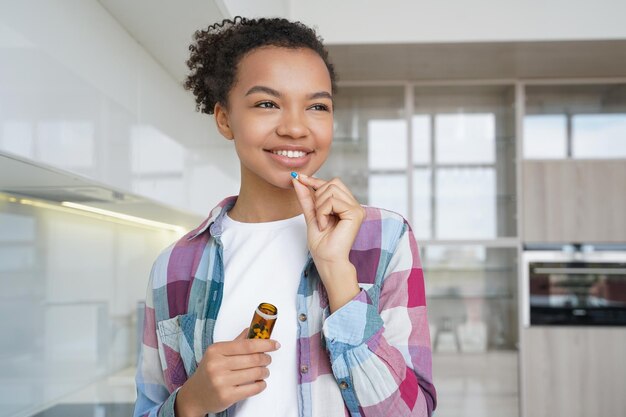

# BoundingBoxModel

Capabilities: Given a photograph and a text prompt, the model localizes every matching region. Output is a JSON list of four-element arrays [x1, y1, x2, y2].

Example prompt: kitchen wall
[[0, 3, 235, 414], [0, 0, 240, 217], [0, 194, 182, 417]]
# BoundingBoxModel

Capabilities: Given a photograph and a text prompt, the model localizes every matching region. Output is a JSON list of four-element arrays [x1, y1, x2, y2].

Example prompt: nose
[[276, 109, 309, 139]]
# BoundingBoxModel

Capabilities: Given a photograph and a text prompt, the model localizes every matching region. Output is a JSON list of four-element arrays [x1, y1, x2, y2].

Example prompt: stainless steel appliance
[[522, 245, 626, 326]]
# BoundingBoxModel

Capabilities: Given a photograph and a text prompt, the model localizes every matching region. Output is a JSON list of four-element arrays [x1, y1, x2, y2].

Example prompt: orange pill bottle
[[247, 302, 278, 339]]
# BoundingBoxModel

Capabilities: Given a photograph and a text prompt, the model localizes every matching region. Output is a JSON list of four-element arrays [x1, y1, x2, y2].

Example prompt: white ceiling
[[96, 2, 626, 84]]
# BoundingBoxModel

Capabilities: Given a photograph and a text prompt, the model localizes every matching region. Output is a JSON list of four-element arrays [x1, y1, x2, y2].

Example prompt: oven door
[[522, 250, 626, 327]]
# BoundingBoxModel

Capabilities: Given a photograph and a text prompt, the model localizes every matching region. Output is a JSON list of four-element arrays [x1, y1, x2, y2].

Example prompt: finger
[[224, 366, 270, 387], [295, 173, 327, 191], [316, 195, 356, 230], [230, 380, 267, 402], [219, 338, 280, 356], [226, 352, 272, 371], [292, 176, 318, 228], [313, 177, 353, 199], [315, 184, 354, 212], [314, 189, 346, 231]]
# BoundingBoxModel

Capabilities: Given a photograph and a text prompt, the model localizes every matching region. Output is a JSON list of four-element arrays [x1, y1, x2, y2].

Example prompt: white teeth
[[272, 150, 307, 158]]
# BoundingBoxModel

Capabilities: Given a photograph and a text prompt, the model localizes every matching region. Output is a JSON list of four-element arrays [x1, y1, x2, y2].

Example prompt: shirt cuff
[[322, 289, 384, 357], [157, 387, 180, 417]]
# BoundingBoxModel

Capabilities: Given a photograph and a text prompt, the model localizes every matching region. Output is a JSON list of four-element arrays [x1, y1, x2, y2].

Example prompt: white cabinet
[[520, 327, 626, 417]]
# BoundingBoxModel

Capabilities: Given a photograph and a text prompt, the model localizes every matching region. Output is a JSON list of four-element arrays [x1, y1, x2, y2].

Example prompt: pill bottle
[[247, 302, 278, 339]]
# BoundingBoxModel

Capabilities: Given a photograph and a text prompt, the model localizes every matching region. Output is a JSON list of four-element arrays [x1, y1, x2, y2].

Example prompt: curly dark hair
[[184, 16, 337, 115]]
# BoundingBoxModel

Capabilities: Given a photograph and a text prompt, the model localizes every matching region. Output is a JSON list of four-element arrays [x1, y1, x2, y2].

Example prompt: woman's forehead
[[233, 46, 332, 94]]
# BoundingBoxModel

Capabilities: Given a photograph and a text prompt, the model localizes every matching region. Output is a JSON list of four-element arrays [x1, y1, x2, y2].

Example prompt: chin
[[278, 178, 296, 190], [258, 174, 295, 190]]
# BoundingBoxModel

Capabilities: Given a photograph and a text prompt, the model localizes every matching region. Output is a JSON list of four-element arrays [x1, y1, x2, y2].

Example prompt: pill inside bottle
[[247, 302, 278, 339]]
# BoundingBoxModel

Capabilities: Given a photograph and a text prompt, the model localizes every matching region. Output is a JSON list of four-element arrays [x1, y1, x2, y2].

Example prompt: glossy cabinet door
[[522, 160, 626, 242]]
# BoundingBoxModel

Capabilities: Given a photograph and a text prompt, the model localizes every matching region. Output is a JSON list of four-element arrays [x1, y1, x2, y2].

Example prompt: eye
[[309, 103, 330, 112], [256, 101, 278, 109]]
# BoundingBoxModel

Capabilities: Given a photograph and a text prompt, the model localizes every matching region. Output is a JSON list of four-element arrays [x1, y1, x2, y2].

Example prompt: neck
[[228, 168, 303, 223]]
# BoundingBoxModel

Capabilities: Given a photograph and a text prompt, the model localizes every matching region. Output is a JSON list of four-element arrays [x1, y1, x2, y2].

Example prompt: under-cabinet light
[[0, 192, 186, 234], [60, 201, 186, 234]]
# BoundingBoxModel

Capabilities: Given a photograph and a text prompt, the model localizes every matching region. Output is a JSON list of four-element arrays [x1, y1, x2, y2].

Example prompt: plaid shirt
[[134, 196, 436, 417]]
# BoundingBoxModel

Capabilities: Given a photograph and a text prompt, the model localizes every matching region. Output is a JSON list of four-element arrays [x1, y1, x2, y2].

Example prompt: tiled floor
[[30, 404, 134, 417], [17, 368, 137, 417], [432, 351, 519, 417], [30, 352, 519, 417]]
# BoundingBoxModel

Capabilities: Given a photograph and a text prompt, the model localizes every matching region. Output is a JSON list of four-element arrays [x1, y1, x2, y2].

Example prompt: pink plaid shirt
[[134, 196, 436, 417]]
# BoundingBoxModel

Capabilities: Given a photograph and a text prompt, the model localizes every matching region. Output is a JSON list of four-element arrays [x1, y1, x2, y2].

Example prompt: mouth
[[264, 148, 313, 168], [269, 149, 310, 158]]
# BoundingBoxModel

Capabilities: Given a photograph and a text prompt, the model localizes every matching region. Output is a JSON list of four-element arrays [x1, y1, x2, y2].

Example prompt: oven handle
[[533, 267, 626, 275]]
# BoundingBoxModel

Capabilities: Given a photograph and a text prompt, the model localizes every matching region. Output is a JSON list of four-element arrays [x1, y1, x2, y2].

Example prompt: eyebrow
[[245, 85, 333, 101]]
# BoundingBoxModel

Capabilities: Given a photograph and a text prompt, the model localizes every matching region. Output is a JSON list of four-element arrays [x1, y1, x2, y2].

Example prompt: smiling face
[[214, 46, 334, 192]]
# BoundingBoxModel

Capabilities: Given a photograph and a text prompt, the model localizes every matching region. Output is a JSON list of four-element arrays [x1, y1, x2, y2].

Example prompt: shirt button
[[298, 313, 307, 322], [300, 364, 309, 374], [339, 381, 349, 389]]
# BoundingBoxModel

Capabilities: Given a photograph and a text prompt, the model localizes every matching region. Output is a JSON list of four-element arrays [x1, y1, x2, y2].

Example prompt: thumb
[[295, 173, 326, 191], [292, 176, 318, 228]]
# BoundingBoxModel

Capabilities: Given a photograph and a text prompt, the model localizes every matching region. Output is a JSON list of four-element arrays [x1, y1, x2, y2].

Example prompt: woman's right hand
[[174, 328, 281, 417]]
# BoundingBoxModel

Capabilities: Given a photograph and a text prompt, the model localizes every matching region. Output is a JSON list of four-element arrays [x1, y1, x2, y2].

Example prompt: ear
[[214, 102, 234, 140]]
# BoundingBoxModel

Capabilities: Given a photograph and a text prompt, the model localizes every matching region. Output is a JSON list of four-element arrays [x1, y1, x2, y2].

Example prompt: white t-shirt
[[212, 211, 308, 416]]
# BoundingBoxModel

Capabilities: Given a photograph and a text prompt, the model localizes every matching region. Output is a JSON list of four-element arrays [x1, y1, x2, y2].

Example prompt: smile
[[266, 149, 313, 169], [271, 150, 308, 158]]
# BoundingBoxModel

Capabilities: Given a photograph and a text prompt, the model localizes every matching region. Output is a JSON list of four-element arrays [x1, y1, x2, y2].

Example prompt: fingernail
[[275, 341, 281, 349], [290, 172, 298, 179]]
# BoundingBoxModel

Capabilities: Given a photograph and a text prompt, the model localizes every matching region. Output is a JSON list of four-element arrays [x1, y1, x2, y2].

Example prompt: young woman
[[134, 17, 436, 417]]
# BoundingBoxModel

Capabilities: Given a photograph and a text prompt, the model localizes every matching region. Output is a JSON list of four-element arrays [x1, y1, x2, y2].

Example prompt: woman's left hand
[[291, 173, 365, 281], [292, 173, 365, 312]]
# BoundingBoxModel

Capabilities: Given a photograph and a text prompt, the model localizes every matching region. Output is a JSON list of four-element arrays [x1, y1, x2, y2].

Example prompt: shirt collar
[[187, 195, 238, 240]]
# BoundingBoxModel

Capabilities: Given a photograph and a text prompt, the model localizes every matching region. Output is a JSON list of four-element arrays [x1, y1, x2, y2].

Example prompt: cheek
[[229, 112, 275, 140], [322, 127, 334, 149], [231, 126, 267, 148], [314, 120, 334, 146]]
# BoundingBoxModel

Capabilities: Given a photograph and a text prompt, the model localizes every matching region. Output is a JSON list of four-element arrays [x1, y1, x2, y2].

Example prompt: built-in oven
[[522, 245, 626, 326]]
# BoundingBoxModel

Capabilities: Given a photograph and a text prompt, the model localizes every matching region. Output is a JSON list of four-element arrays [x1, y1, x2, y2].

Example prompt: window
[[412, 115, 431, 164], [525, 84, 626, 160], [573, 114, 626, 158], [412, 168, 431, 239], [436, 168, 496, 239], [367, 119, 407, 170], [322, 85, 516, 239], [436, 113, 495, 164], [368, 173, 408, 219], [523, 115, 567, 159]]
